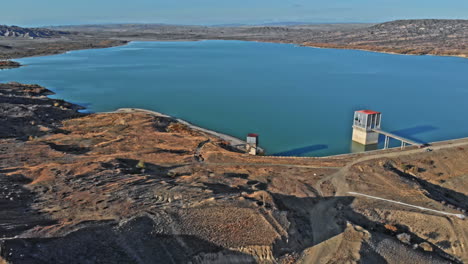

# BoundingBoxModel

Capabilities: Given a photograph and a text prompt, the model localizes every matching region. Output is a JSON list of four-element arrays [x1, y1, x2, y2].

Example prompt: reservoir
[[1, 40, 468, 156]]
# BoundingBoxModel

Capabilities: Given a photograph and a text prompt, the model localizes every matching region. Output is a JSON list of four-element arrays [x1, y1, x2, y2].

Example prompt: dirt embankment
[[0, 83, 467, 263]]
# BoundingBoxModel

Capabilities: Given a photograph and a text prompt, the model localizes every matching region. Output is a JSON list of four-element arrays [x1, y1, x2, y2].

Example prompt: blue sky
[[4, 0, 468, 26]]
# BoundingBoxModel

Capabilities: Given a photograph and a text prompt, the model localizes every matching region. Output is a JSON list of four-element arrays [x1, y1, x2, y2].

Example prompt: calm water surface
[[2, 41, 468, 156]]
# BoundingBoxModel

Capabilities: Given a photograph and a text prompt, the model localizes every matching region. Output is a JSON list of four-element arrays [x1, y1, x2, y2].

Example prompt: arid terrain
[[0, 19, 467, 60], [0, 83, 467, 263], [0, 18, 467, 263]]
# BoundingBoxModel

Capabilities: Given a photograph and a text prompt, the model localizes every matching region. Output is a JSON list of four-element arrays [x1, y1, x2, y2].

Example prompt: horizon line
[[7, 17, 468, 28]]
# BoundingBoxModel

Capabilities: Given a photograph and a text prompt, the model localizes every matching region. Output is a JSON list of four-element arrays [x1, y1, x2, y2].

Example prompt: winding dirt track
[[315, 139, 468, 197]]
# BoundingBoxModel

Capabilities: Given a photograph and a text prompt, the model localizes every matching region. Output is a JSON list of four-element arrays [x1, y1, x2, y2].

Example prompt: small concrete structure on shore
[[246, 133, 259, 155], [352, 110, 381, 146]]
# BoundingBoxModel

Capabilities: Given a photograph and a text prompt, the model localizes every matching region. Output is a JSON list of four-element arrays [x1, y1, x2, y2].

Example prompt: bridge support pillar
[[384, 136, 390, 149]]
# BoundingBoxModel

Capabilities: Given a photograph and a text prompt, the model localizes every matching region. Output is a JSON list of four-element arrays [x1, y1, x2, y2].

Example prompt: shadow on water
[[272, 144, 328, 157], [351, 142, 379, 153], [383, 125, 438, 144]]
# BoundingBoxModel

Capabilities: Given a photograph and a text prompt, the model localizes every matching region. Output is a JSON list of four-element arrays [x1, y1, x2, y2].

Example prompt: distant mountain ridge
[[0, 25, 69, 38]]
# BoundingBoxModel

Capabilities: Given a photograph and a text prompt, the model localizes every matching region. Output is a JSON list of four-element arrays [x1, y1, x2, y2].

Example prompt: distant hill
[[0, 25, 70, 38], [370, 19, 468, 32], [297, 19, 468, 57], [359, 19, 468, 41], [1, 19, 467, 59]]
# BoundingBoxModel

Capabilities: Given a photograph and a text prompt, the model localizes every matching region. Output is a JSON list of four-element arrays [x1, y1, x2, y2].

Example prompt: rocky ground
[[0, 83, 466, 263]]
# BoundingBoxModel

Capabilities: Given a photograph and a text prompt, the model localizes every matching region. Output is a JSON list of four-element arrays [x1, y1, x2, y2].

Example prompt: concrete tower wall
[[352, 126, 379, 145]]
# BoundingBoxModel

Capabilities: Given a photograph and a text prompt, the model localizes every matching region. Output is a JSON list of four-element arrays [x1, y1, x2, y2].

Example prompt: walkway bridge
[[372, 129, 425, 149]]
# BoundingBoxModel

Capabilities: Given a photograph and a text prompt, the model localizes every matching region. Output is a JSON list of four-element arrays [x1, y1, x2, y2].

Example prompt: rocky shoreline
[[0, 60, 21, 68], [0, 82, 85, 140], [0, 82, 250, 153], [0, 37, 128, 60], [112, 108, 263, 153], [300, 42, 468, 58]]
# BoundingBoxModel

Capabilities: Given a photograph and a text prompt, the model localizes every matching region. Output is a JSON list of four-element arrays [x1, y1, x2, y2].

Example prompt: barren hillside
[[0, 83, 466, 263]]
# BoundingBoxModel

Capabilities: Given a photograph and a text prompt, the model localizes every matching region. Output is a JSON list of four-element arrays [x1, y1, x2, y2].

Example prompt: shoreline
[[3, 41, 467, 157], [109, 108, 468, 159], [5, 37, 467, 61], [2, 81, 468, 160], [300, 43, 468, 59], [10, 41, 130, 60], [249, 39, 468, 59], [111, 108, 261, 153], [0, 39, 129, 60], [0, 60, 22, 69]]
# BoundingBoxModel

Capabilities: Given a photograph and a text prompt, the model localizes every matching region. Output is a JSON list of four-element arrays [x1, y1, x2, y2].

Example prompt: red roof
[[248, 133, 259, 137], [357, 110, 380, 115]]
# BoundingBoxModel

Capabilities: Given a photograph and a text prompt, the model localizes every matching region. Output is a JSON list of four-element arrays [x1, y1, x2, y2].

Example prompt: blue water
[[1, 40, 468, 156]]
